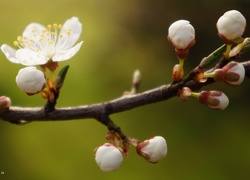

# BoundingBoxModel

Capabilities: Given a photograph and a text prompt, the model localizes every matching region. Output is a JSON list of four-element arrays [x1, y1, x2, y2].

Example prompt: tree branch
[[1, 60, 250, 124]]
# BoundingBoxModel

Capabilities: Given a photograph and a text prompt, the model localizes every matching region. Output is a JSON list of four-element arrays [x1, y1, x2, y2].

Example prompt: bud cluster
[[170, 10, 247, 110], [94, 132, 167, 172]]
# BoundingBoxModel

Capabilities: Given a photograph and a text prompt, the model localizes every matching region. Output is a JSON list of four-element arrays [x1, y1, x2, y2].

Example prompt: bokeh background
[[0, 0, 250, 179]]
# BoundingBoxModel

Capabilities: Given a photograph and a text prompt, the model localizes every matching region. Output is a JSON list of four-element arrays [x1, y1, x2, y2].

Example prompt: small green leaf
[[199, 44, 226, 71], [55, 65, 70, 91]]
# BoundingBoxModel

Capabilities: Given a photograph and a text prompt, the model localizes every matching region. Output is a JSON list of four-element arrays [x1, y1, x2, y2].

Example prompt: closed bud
[[0, 96, 11, 114], [198, 91, 229, 110], [172, 64, 184, 82], [136, 136, 167, 163], [214, 61, 245, 85], [217, 10, 246, 44], [94, 143, 123, 172], [178, 87, 192, 101], [168, 20, 195, 59], [223, 61, 245, 85], [16, 67, 46, 95]]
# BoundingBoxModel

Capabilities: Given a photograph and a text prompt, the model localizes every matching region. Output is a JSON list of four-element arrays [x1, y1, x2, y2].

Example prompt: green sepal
[[55, 65, 70, 92], [199, 44, 226, 71], [240, 38, 250, 54]]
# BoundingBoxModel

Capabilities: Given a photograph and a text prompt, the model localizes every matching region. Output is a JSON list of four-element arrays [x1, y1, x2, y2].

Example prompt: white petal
[[56, 17, 82, 50], [0, 44, 20, 64], [52, 41, 83, 62], [21, 23, 46, 50], [22, 23, 45, 39], [15, 49, 48, 66]]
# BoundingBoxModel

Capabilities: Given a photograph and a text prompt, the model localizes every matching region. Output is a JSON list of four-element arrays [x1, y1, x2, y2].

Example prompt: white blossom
[[1, 17, 83, 66], [16, 67, 46, 95], [217, 10, 246, 43], [168, 20, 195, 50], [95, 143, 123, 172], [137, 136, 167, 163]]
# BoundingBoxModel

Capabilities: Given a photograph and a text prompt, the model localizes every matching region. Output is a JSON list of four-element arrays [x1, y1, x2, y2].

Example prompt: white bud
[[94, 143, 123, 172], [168, 20, 195, 50], [137, 136, 167, 163], [217, 10, 246, 43], [16, 67, 46, 95], [198, 91, 229, 110], [221, 61, 245, 85]]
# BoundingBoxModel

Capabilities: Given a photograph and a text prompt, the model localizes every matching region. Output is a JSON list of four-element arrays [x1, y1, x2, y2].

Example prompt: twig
[[1, 61, 249, 124]]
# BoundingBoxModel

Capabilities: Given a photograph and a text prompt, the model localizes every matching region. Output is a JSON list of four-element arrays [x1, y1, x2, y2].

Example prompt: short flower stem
[[178, 58, 184, 73], [202, 72, 215, 78], [191, 92, 200, 98], [224, 44, 232, 59], [44, 90, 60, 113]]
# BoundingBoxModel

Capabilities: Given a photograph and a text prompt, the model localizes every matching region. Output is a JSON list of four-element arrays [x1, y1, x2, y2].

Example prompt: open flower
[[16, 67, 46, 95], [1, 17, 83, 69], [94, 143, 123, 172], [136, 136, 167, 163], [217, 10, 246, 44]]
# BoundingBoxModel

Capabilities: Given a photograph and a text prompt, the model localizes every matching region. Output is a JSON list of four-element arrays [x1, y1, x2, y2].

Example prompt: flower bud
[[168, 20, 195, 58], [217, 10, 246, 44], [94, 143, 123, 172], [178, 87, 192, 101], [16, 67, 46, 95], [172, 64, 184, 82], [214, 61, 245, 85], [136, 136, 167, 164], [198, 91, 229, 110], [0, 96, 11, 114]]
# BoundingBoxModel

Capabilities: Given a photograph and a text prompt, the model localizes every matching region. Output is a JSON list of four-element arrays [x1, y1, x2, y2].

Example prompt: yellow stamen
[[17, 36, 22, 42], [47, 24, 52, 29], [66, 29, 71, 35], [53, 23, 58, 29], [13, 41, 19, 46]]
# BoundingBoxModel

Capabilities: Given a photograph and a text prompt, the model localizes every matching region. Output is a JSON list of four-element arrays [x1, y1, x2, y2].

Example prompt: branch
[[1, 60, 250, 124]]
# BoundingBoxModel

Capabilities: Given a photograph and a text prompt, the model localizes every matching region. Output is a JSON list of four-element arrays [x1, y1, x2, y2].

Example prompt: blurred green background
[[1, 0, 250, 179]]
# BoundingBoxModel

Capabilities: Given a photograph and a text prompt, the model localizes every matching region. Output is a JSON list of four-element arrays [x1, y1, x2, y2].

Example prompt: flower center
[[13, 23, 71, 59]]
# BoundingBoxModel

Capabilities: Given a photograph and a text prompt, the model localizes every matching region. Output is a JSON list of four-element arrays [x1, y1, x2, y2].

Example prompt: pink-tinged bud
[[168, 20, 195, 59], [217, 10, 246, 44], [198, 91, 229, 110], [94, 143, 123, 172], [136, 136, 167, 163], [0, 96, 11, 113], [16, 67, 46, 95], [213, 62, 245, 85], [222, 61, 245, 85]]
